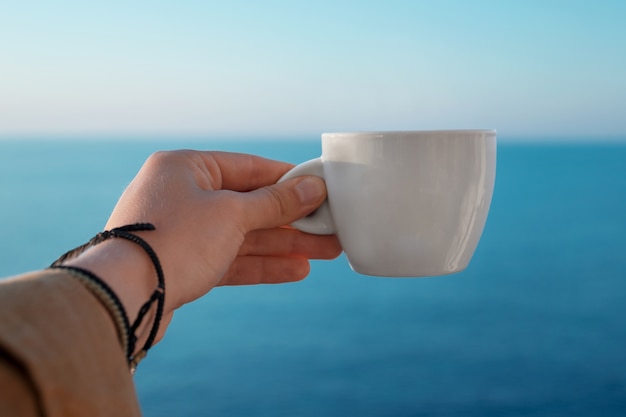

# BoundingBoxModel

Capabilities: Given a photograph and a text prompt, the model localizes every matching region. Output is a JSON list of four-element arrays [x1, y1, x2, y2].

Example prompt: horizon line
[[1, 133, 625, 143]]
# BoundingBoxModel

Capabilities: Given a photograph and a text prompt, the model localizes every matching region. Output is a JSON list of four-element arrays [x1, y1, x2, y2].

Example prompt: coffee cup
[[279, 130, 496, 277]]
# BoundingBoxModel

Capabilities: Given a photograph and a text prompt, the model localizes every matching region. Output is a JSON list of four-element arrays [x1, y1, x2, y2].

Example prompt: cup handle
[[278, 157, 336, 235]]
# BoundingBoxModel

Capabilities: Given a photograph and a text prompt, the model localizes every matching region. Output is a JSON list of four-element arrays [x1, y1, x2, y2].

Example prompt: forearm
[[0, 270, 142, 416], [0, 353, 40, 417]]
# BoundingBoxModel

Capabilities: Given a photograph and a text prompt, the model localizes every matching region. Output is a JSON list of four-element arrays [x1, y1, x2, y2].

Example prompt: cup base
[[348, 262, 469, 278]]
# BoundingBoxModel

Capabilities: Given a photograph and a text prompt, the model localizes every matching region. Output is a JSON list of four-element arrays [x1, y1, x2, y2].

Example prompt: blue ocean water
[[1, 138, 625, 417]]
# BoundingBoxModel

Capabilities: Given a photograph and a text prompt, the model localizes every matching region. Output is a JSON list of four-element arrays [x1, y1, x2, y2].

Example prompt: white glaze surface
[[280, 130, 496, 277]]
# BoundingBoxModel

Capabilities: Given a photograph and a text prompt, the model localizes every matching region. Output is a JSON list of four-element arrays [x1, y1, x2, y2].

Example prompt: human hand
[[66, 150, 341, 345]]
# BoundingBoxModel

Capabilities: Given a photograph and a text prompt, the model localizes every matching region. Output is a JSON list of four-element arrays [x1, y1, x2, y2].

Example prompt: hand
[[66, 150, 341, 345]]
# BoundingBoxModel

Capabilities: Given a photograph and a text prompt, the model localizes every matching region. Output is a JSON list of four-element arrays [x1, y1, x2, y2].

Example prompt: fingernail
[[295, 177, 325, 205]]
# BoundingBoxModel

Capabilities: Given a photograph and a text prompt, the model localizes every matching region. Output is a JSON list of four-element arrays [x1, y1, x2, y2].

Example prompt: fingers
[[137, 150, 296, 191], [239, 228, 342, 259], [218, 228, 342, 286], [218, 256, 311, 286], [203, 151, 295, 191], [138, 151, 326, 233], [239, 176, 327, 232]]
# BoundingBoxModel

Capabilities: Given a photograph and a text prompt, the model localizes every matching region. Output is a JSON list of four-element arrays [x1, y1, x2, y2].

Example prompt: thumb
[[241, 176, 327, 231]]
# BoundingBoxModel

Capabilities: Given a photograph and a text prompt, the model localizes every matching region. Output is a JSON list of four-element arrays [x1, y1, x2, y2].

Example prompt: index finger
[[201, 151, 295, 191]]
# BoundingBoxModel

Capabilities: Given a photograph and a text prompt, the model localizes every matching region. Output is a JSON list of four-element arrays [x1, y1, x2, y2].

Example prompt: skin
[[63, 150, 342, 352]]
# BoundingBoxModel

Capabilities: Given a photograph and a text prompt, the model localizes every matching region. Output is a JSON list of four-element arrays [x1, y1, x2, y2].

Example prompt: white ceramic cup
[[279, 130, 496, 277]]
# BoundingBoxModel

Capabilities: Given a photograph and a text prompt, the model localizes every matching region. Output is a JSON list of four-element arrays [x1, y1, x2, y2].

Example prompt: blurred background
[[2, 0, 625, 139], [1, 1, 625, 416]]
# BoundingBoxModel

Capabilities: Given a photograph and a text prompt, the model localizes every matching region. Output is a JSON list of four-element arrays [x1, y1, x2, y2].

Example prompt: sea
[[0, 137, 625, 417]]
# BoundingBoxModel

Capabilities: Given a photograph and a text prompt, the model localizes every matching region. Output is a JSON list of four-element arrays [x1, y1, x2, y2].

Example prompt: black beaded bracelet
[[51, 223, 165, 372]]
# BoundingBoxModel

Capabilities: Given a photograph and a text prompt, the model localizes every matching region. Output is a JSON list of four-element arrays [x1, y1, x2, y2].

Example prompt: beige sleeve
[[0, 270, 142, 417]]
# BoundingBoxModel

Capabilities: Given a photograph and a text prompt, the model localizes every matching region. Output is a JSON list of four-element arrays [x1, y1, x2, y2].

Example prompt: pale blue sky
[[1, 0, 625, 139]]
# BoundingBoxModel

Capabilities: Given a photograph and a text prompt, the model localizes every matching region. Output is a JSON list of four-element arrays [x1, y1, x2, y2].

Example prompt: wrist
[[63, 239, 156, 355], [64, 239, 156, 334], [54, 224, 168, 371]]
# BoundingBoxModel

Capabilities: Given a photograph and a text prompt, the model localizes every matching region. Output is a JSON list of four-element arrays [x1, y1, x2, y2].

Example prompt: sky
[[1, 0, 625, 140]]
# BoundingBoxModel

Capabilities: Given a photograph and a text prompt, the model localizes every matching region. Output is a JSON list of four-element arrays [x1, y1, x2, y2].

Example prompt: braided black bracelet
[[52, 265, 132, 357], [51, 223, 165, 372]]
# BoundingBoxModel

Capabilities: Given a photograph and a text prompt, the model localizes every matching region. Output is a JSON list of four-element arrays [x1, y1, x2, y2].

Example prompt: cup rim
[[322, 129, 496, 136]]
